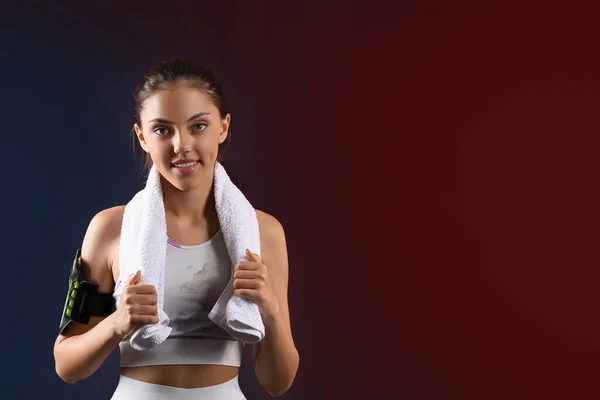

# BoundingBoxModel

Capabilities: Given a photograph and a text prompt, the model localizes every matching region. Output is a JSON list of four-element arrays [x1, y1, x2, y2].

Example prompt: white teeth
[[174, 162, 197, 168]]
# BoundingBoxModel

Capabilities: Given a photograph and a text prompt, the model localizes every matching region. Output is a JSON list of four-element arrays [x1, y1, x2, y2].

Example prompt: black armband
[[58, 249, 115, 335]]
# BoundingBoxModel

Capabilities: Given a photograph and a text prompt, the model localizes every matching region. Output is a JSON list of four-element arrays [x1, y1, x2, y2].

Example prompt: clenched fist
[[112, 270, 159, 337]]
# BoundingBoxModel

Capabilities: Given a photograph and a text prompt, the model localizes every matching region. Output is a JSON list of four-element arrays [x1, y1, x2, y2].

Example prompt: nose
[[173, 129, 192, 154]]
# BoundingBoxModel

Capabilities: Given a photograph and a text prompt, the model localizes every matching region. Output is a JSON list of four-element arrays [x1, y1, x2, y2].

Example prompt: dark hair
[[132, 57, 231, 171]]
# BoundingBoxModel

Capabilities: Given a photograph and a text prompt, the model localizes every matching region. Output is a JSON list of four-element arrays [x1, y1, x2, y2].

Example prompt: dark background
[[1, 0, 599, 399]]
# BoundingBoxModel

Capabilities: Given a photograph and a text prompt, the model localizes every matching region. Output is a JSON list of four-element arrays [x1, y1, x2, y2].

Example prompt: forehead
[[142, 86, 217, 121]]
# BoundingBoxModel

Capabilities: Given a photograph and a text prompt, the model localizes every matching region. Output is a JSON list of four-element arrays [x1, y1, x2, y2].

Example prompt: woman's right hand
[[112, 270, 159, 337]]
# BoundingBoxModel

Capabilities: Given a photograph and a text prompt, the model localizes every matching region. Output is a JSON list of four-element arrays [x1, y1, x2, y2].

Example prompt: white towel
[[118, 161, 265, 351]]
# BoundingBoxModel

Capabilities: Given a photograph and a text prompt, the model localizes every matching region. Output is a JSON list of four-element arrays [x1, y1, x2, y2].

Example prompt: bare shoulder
[[255, 209, 285, 242], [86, 205, 126, 240], [254, 209, 288, 275]]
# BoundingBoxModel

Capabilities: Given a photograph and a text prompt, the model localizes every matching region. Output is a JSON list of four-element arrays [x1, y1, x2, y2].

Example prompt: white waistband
[[119, 337, 244, 368], [111, 374, 246, 400]]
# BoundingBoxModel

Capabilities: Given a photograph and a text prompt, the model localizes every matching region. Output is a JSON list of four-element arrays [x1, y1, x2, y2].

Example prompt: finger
[[132, 314, 160, 325], [130, 305, 158, 316], [234, 270, 261, 280], [133, 294, 158, 305], [125, 270, 141, 287], [233, 278, 262, 290], [245, 248, 262, 263], [234, 260, 261, 271], [131, 284, 157, 295], [234, 288, 260, 300]]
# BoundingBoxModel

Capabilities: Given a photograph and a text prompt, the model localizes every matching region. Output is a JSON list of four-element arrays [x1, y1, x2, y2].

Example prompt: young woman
[[53, 58, 299, 399]]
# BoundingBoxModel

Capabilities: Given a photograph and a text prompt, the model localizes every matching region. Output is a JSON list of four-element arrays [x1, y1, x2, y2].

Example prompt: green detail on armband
[[58, 249, 115, 335]]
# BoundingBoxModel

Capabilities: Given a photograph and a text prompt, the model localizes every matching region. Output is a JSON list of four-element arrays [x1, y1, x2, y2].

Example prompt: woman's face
[[134, 85, 230, 191]]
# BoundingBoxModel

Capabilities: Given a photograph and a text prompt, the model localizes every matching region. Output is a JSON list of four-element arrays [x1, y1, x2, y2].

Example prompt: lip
[[172, 158, 198, 165], [171, 159, 199, 176]]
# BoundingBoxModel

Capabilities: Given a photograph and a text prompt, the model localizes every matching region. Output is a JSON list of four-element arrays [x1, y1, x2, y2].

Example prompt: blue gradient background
[[1, 0, 599, 399]]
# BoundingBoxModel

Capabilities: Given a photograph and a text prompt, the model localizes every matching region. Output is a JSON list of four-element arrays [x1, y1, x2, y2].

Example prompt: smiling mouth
[[172, 160, 199, 168]]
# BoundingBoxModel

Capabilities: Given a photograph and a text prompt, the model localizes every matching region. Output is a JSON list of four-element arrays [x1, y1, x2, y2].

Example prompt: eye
[[192, 122, 207, 132], [153, 127, 170, 136]]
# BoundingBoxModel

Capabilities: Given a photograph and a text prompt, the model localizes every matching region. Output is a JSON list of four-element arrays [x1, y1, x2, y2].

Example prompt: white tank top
[[114, 228, 244, 367]]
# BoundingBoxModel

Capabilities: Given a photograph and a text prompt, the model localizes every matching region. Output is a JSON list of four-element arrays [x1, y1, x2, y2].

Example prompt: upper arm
[[255, 210, 294, 335], [55, 206, 124, 344]]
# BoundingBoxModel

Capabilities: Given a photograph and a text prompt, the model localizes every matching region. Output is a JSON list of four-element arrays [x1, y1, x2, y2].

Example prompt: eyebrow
[[148, 112, 211, 124]]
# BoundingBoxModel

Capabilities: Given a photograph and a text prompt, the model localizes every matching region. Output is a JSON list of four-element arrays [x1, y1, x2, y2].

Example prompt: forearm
[[255, 312, 299, 396], [54, 313, 124, 383]]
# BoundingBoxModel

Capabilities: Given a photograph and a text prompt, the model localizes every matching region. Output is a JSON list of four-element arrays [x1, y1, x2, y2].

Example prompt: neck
[[161, 168, 217, 223]]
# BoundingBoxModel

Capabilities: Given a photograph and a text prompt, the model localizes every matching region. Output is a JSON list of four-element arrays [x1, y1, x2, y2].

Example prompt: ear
[[219, 113, 231, 144], [134, 123, 149, 152]]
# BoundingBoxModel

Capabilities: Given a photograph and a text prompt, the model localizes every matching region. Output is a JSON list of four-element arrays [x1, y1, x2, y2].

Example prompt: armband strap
[[58, 249, 115, 334]]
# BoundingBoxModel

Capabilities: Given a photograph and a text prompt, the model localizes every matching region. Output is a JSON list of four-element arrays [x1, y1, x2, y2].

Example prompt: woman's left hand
[[233, 249, 280, 319]]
